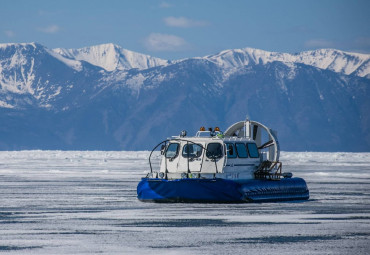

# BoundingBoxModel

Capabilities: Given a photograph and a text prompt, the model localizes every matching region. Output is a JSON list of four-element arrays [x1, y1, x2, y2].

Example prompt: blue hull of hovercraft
[[137, 177, 309, 203]]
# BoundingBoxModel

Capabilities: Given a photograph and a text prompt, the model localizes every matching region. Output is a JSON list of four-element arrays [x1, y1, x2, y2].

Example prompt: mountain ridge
[[202, 47, 370, 78], [53, 43, 170, 72], [1, 42, 369, 78], [0, 42, 369, 151], [51, 43, 370, 77]]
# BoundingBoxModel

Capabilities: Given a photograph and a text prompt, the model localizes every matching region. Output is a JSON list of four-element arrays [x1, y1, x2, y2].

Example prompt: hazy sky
[[1, 0, 369, 59]]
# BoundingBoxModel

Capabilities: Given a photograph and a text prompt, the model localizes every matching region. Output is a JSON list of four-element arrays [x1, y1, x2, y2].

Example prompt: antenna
[[245, 115, 251, 138]]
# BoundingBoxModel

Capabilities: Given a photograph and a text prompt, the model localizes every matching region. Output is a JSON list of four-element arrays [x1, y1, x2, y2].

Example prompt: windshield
[[165, 143, 179, 158], [182, 143, 202, 158], [206, 143, 223, 159]]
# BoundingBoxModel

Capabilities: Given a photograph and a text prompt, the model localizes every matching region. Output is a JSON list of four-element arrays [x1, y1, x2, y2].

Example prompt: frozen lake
[[0, 151, 369, 254]]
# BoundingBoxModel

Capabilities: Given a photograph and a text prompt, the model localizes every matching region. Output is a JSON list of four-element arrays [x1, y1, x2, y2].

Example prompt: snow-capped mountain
[[0, 43, 369, 151], [0, 42, 104, 109], [53, 43, 169, 71], [203, 48, 370, 78]]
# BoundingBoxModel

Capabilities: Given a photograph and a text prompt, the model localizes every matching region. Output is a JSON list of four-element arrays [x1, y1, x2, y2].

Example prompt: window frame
[[247, 143, 260, 158], [165, 143, 180, 159], [235, 143, 248, 158], [225, 143, 237, 158], [182, 143, 203, 158], [206, 142, 224, 159]]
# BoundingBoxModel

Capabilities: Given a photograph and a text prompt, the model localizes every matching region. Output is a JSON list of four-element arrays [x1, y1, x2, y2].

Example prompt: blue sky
[[1, 0, 369, 60]]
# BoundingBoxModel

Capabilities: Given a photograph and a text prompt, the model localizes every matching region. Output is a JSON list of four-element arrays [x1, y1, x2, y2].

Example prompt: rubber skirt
[[137, 177, 309, 203]]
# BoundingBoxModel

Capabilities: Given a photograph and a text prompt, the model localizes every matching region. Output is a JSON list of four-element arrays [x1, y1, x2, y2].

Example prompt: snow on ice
[[0, 151, 369, 254]]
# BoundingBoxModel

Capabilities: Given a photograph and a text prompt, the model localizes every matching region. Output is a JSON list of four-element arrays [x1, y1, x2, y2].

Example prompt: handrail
[[223, 143, 229, 168], [187, 141, 190, 173], [148, 138, 221, 177], [164, 140, 167, 175], [148, 139, 170, 173]]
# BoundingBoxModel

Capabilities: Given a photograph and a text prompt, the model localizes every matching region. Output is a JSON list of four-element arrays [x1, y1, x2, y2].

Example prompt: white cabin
[[154, 119, 280, 180]]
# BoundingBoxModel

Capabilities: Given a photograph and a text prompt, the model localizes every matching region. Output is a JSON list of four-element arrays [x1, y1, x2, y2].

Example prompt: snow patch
[[46, 49, 82, 72], [0, 42, 37, 49], [0, 100, 14, 108], [51, 86, 62, 97], [126, 73, 146, 91], [53, 43, 169, 72]]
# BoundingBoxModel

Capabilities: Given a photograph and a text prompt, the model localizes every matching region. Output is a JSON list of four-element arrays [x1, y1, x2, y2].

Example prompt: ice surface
[[0, 151, 369, 254]]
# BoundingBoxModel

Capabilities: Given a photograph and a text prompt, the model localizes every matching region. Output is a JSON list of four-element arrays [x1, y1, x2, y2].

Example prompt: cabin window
[[235, 143, 248, 158], [182, 144, 202, 158], [225, 143, 237, 158], [165, 143, 179, 158], [247, 143, 260, 158], [206, 143, 223, 159]]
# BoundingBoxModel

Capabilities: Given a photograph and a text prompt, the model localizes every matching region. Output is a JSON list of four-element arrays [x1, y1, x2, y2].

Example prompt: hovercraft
[[137, 119, 309, 203]]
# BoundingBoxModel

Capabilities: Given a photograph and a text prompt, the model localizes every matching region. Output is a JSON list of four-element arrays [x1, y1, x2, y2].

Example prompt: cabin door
[[178, 141, 204, 173], [163, 142, 181, 173], [200, 142, 225, 173]]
